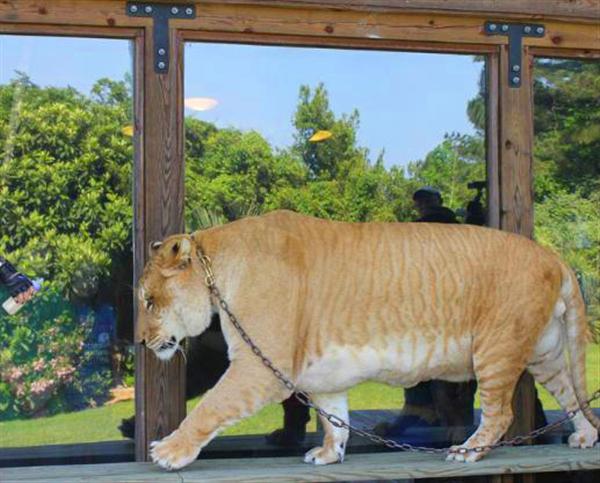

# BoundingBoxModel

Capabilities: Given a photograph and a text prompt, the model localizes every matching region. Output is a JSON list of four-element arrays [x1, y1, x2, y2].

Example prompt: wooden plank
[[182, 29, 496, 54], [199, 0, 600, 22], [1, 2, 599, 51], [134, 25, 186, 462], [530, 46, 600, 59], [3, 446, 599, 482], [0, 23, 139, 37]]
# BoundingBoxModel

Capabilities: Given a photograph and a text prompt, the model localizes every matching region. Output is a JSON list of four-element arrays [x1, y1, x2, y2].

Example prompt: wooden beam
[[1, 2, 599, 52], [497, 44, 537, 483], [199, 0, 600, 22], [134, 26, 186, 462]]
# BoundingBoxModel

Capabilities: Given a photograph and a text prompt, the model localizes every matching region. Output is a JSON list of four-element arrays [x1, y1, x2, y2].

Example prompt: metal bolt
[[501, 24, 509, 32], [129, 5, 138, 13], [512, 76, 521, 84], [171, 7, 179, 15], [145, 5, 152, 13], [524, 25, 532, 34], [512, 65, 521, 72], [157, 61, 166, 69], [488, 23, 497, 31], [158, 48, 166, 56], [186, 7, 193, 15], [536, 26, 544, 34]]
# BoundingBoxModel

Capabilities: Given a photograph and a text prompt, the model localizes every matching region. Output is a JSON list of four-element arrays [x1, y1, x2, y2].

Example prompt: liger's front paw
[[150, 430, 199, 470]]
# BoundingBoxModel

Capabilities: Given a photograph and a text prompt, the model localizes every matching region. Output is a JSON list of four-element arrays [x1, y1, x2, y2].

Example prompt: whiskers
[[177, 345, 188, 364]]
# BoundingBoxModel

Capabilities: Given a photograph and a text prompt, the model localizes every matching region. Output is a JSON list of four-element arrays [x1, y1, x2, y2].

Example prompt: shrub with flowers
[[0, 286, 114, 420]]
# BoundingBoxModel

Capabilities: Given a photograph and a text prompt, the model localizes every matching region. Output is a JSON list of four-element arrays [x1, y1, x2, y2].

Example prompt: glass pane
[[532, 58, 600, 440], [0, 36, 135, 449], [183, 41, 487, 454]]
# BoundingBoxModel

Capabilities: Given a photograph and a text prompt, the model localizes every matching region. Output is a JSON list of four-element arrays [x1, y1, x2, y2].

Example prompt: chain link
[[198, 249, 600, 455]]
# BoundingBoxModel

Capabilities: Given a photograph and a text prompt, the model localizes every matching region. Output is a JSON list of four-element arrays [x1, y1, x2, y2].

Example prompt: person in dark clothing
[[375, 187, 477, 445], [412, 186, 458, 223], [0, 255, 35, 306]]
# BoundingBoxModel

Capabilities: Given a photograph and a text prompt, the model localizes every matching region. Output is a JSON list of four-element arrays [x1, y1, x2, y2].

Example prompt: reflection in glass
[[533, 58, 600, 423], [183, 42, 487, 449], [0, 36, 134, 448]]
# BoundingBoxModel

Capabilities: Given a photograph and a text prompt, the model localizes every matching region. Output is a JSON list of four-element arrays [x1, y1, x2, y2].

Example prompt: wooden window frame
[[1, 2, 599, 477]]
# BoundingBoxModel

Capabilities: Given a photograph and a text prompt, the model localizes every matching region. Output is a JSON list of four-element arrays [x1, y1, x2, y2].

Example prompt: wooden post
[[134, 26, 186, 462], [497, 44, 536, 483]]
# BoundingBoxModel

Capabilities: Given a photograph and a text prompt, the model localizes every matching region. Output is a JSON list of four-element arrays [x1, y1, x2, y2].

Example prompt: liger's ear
[[171, 237, 192, 261], [149, 240, 163, 256]]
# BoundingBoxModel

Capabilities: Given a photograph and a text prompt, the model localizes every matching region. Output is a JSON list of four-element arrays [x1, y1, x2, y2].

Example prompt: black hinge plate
[[485, 21, 545, 88], [127, 2, 196, 74]]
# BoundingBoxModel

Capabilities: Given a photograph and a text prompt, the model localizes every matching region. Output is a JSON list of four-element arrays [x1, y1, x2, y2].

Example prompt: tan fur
[[138, 210, 598, 470]]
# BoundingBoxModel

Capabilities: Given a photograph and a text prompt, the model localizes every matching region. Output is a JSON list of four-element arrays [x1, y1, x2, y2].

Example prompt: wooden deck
[[3, 445, 599, 482]]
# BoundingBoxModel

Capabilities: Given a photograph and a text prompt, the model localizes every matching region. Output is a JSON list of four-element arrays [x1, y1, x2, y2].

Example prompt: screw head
[[512, 76, 521, 84], [144, 5, 152, 13], [512, 65, 521, 72], [157, 61, 166, 69], [488, 23, 497, 31], [501, 24, 509, 32], [186, 7, 193, 15], [536, 26, 544, 34], [158, 48, 166, 56], [524, 25, 532, 34], [171, 7, 179, 14], [129, 5, 138, 13]]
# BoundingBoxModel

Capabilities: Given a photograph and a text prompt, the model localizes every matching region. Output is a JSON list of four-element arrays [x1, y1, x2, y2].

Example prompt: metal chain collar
[[197, 251, 600, 456]]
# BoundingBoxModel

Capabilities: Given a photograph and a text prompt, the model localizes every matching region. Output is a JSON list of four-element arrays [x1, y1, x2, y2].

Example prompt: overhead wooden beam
[[1, 2, 599, 52], [199, 0, 600, 23]]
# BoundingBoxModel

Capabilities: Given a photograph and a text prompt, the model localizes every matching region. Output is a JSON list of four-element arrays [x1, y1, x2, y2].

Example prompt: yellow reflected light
[[121, 125, 134, 137], [309, 130, 333, 142], [185, 97, 219, 112]]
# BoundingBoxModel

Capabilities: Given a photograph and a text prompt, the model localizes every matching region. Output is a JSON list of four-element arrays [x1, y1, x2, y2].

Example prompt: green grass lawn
[[1, 344, 598, 448]]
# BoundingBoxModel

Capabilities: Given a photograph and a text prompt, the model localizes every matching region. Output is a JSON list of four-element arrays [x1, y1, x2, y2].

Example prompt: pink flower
[[33, 359, 45, 372], [7, 366, 24, 383]]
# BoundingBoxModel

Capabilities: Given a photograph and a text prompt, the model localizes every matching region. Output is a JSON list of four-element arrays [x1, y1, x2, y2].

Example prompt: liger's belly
[[296, 335, 474, 393]]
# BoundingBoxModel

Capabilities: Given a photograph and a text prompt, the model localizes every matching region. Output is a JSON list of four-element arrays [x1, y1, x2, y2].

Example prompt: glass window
[[532, 57, 600, 440], [183, 42, 487, 451], [0, 36, 135, 450]]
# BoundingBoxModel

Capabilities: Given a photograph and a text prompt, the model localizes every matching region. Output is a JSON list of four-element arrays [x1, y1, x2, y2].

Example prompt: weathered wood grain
[[498, 46, 534, 237], [3, 445, 599, 482]]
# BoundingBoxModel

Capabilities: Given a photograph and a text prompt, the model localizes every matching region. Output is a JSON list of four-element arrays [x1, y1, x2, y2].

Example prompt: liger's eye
[[145, 297, 154, 311]]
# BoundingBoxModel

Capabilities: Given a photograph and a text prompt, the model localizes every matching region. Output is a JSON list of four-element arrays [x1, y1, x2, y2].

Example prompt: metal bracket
[[127, 2, 196, 74], [484, 21, 545, 88]]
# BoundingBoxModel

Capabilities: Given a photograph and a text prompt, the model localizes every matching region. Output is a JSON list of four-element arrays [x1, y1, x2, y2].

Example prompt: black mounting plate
[[484, 21, 546, 88], [127, 2, 196, 74]]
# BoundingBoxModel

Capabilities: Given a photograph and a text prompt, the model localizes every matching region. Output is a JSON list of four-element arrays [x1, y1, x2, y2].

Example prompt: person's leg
[[266, 393, 311, 446], [376, 381, 438, 437]]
